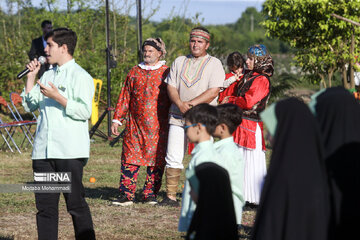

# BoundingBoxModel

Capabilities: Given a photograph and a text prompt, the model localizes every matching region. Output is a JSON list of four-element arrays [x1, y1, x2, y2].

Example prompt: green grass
[[0, 122, 265, 239]]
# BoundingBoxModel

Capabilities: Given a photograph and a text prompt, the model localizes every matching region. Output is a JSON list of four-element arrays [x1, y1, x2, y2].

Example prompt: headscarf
[[310, 87, 360, 239], [235, 44, 273, 99], [186, 162, 238, 240], [253, 98, 330, 240], [247, 44, 274, 77], [142, 37, 167, 59]]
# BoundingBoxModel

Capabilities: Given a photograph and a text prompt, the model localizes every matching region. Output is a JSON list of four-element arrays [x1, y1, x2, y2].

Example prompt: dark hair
[[227, 52, 245, 70], [45, 28, 77, 56], [41, 20, 52, 28], [184, 103, 218, 135], [216, 104, 242, 134], [191, 26, 210, 34]]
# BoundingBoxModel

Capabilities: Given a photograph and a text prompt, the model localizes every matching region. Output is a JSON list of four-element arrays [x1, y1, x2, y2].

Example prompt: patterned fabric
[[142, 38, 166, 59], [113, 65, 170, 166], [247, 44, 274, 77], [190, 29, 210, 42], [179, 55, 212, 88], [165, 54, 225, 126], [119, 162, 165, 201]]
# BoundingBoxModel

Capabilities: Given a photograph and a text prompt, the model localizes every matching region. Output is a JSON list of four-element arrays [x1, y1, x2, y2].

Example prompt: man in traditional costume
[[111, 38, 170, 206], [159, 27, 225, 206]]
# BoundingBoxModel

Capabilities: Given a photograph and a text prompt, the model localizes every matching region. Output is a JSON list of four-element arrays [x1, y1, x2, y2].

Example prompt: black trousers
[[32, 159, 95, 240]]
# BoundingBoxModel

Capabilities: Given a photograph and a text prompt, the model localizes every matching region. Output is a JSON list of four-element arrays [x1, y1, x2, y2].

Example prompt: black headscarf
[[252, 98, 330, 240], [186, 162, 238, 240], [311, 87, 360, 239]]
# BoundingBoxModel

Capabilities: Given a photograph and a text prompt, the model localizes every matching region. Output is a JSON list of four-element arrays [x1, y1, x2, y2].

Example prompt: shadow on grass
[[0, 236, 14, 240], [85, 187, 118, 201], [239, 224, 253, 239], [85, 187, 183, 202], [177, 225, 253, 240]]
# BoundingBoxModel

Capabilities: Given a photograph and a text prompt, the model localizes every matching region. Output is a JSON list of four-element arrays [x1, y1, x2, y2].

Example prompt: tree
[[262, 0, 360, 89]]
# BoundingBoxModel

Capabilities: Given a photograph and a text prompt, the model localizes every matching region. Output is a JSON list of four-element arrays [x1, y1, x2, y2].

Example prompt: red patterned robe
[[113, 65, 170, 167]]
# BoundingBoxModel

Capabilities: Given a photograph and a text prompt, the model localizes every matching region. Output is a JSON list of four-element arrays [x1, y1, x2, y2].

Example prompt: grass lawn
[[0, 126, 262, 239]]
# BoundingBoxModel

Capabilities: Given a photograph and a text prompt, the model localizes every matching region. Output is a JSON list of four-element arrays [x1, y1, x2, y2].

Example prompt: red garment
[[224, 72, 270, 150], [113, 65, 170, 166], [218, 72, 238, 103], [188, 73, 239, 154]]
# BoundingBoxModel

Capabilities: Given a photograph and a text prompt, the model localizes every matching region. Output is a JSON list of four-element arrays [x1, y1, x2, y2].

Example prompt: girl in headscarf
[[309, 87, 360, 239], [252, 98, 330, 240], [186, 162, 238, 240], [222, 44, 273, 207]]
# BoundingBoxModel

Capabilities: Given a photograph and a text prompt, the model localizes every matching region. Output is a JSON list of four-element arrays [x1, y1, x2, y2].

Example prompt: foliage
[[270, 72, 300, 103], [262, 0, 360, 88], [0, 1, 293, 104]]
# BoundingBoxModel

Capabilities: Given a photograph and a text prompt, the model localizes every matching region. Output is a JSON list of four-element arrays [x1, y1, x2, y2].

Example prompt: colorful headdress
[[142, 37, 167, 59], [190, 28, 210, 42], [247, 44, 274, 76]]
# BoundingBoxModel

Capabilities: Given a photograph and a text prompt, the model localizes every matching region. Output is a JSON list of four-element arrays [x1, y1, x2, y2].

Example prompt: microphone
[[17, 56, 47, 79]]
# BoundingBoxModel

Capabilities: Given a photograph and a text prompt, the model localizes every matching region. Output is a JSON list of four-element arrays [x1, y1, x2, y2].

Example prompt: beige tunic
[[165, 54, 225, 126]]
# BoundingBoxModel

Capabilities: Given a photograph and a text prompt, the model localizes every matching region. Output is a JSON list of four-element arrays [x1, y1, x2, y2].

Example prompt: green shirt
[[178, 140, 220, 232], [22, 59, 94, 160], [214, 137, 245, 225]]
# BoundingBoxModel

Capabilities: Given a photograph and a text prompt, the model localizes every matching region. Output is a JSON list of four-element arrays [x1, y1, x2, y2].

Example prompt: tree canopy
[[0, 0, 291, 104], [262, 0, 360, 89]]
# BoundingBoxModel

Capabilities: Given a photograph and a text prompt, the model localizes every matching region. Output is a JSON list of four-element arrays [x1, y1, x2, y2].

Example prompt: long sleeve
[[25, 59, 95, 159], [21, 84, 41, 112], [113, 71, 132, 122], [65, 71, 95, 121], [228, 76, 269, 110]]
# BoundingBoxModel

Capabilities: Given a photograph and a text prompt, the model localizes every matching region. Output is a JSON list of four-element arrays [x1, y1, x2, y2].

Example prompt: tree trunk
[[319, 74, 326, 89], [67, 0, 72, 13], [350, 32, 355, 89], [3, 20, 8, 52], [328, 68, 334, 88], [17, 2, 21, 37], [122, 0, 131, 63], [46, 0, 53, 12], [342, 65, 350, 89]]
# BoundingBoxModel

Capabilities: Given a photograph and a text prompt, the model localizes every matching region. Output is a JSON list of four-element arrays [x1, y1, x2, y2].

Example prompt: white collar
[[138, 60, 166, 70]]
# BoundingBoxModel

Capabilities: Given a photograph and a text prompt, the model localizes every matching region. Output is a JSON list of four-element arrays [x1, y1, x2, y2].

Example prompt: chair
[[9, 92, 38, 145], [0, 95, 37, 152], [8, 92, 37, 147], [91, 79, 102, 125], [10, 92, 38, 121], [0, 96, 22, 153]]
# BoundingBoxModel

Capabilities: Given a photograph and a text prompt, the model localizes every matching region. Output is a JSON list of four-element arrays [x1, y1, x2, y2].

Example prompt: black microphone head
[[38, 56, 47, 65]]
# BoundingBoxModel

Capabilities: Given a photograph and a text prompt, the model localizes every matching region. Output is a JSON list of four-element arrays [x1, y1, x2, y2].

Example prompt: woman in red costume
[[222, 44, 273, 208]]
